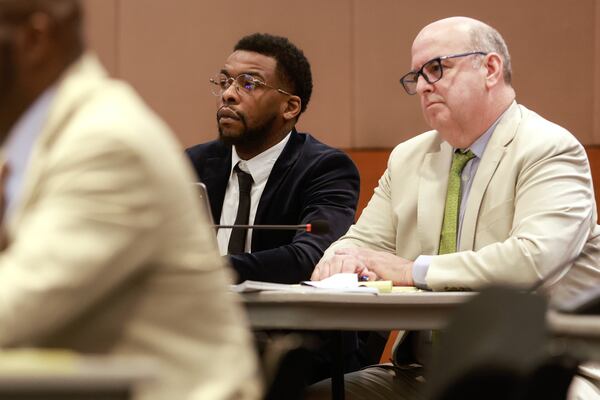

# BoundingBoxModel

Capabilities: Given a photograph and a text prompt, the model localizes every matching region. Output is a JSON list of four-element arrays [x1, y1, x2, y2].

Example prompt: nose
[[221, 82, 240, 105], [415, 73, 433, 95]]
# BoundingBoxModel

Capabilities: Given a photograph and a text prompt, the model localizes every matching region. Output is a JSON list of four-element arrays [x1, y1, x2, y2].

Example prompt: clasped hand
[[311, 247, 414, 286]]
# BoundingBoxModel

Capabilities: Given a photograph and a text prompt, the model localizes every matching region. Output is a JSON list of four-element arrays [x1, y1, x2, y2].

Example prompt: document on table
[[231, 274, 422, 294], [231, 273, 379, 294]]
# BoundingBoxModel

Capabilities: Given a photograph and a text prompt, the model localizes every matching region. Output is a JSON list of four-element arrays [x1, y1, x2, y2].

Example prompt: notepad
[[360, 280, 393, 293], [302, 273, 392, 293], [231, 280, 377, 294]]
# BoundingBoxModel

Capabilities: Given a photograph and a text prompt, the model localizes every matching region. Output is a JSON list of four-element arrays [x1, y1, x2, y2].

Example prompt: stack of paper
[[232, 273, 394, 294]]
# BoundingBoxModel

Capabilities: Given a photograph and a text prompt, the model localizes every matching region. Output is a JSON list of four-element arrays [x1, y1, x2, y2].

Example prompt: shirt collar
[[459, 106, 511, 159], [230, 132, 291, 184]]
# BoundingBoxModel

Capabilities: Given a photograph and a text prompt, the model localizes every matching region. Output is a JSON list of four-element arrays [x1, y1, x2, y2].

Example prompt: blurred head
[[212, 33, 311, 159], [0, 0, 83, 140], [403, 17, 515, 148]]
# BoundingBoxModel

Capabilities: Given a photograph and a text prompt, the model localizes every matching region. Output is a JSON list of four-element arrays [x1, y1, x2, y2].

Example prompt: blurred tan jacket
[[0, 54, 261, 400]]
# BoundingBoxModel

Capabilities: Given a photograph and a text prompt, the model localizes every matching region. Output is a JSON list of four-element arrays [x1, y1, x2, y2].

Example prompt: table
[[547, 310, 600, 361], [243, 290, 474, 400], [0, 352, 157, 400], [242, 290, 600, 400], [243, 291, 474, 331]]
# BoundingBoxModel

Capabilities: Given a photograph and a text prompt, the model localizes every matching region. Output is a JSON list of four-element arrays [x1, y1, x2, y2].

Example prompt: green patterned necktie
[[389, 150, 476, 364], [438, 150, 476, 255], [429, 150, 476, 347]]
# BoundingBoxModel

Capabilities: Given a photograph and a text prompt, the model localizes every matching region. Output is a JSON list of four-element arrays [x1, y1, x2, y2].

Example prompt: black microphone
[[214, 219, 330, 234]]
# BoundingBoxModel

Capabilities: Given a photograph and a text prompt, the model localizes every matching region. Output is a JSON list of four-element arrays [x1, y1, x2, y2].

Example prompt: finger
[[334, 247, 361, 256], [363, 271, 379, 282], [311, 262, 323, 281], [314, 261, 330, 281], [357, 266, 378, 281], [326, 255, 346, 277], [340, 257, 365, 274], [321, 261, 331, 280], [336, 247, 375, 257], [335, 248, 373, 267]]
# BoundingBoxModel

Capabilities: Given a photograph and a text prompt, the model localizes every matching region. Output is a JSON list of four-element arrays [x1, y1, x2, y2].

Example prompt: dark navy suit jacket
[[186, 130, 360, 284]]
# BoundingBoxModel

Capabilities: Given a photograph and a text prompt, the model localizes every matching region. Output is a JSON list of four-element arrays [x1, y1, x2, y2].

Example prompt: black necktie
[[228, 164, 253, 255]]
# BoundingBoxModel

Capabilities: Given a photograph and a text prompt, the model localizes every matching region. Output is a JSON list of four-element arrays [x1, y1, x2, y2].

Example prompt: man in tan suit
[[309, 16, 600, 399], [0, 1, 260, 399]]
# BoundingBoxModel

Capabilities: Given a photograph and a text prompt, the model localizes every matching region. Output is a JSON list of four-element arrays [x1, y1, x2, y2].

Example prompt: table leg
[[331, 330, 345, 400]]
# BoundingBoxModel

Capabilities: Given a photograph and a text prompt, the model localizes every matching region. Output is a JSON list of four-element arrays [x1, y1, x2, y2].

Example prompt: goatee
[[218, 113, 277, 150]]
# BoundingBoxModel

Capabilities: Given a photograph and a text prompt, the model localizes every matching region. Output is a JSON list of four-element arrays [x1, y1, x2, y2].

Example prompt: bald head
[[416, 17, 512, 84], [409, 17, 515, 148]]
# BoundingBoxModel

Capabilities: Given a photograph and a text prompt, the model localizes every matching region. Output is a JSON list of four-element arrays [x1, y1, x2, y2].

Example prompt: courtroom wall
[[83, 0, 600, 148]]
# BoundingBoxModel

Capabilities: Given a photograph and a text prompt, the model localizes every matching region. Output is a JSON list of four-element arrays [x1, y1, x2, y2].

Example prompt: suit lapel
[[417, 140, 453, 255], [459, 146, 505, 251], [201, 150, 232, 222], [253, 129, 302, 225], [459, 102, 522, 251]]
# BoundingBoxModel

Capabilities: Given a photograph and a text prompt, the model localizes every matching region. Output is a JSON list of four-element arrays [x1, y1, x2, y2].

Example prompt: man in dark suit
[[186, 33, 360, 284], [186, 33, 365, 386]]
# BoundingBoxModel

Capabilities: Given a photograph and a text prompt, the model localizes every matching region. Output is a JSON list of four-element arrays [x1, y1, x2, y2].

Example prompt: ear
[[482, 53, 504, 88], [281, 95, 302, 121], [12, 12, 53, 69]]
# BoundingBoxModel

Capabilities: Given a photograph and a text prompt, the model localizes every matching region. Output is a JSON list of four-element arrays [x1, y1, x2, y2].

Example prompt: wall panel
[[353, 0, 595, 147], [349, 147, 600, 219], [82, 0, 600, 148], [116, 0, 353, 148], [82, 0, 118, 75]]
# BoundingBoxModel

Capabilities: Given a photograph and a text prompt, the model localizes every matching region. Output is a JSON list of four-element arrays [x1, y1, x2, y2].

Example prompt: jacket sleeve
[[229, 150, 360, 284], [0, 133, 162, 346]]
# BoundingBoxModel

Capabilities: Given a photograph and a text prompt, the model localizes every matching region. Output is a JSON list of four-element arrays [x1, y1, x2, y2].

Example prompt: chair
[[425, 286, 578, 400]]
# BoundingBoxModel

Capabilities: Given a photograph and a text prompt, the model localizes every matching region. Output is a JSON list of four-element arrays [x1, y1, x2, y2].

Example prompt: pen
[[359, 275, 369, 282]]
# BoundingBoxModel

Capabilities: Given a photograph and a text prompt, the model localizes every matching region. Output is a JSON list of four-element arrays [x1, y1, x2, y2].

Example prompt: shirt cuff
[[412, 255, 432, 290]]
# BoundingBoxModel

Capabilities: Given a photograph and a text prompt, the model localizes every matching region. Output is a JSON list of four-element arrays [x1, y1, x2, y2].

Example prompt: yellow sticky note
[[360, 280, 393, 293]]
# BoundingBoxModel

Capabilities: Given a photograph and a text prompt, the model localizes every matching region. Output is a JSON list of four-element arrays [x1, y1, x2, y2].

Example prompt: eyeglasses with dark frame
[[399, 51, 488, 95], [209, 73, 293, 97]]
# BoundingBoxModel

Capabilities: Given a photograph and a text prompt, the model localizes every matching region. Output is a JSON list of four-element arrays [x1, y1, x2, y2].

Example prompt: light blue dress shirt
[[3, 86, 57, 219]]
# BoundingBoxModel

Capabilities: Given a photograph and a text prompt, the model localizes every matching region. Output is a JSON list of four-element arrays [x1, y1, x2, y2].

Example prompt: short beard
[[218, 113, 277, 150]]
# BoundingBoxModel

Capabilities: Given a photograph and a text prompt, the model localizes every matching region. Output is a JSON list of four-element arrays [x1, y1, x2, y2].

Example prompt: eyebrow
[[219, 69, 266, 81], [410, 55, 440, 72]]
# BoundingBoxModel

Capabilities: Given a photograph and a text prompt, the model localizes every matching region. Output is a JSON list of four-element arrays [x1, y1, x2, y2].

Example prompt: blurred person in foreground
[[0, 1, 260, 399], [309, 16, 600, 399]]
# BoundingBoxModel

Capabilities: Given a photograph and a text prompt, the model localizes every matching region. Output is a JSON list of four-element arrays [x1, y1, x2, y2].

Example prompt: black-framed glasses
[[209, 73, 293, 97], [399, 51, 488, 95]]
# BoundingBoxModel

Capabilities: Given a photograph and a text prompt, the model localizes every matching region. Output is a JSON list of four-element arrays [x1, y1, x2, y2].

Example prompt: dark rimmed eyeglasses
[[209, 74, 293, 97], [399, 51, 488, 95]]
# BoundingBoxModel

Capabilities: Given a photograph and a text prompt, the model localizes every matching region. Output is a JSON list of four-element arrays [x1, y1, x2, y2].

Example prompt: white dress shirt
[[2, 86, 57, 219], [217, 132, 291, 255]]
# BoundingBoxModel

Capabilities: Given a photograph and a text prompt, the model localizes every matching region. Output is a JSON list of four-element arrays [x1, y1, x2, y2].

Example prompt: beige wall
[[83, 0, 600, 148]]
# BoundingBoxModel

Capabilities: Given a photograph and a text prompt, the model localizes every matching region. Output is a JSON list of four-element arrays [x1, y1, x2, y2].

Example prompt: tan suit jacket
[[0, 54, 261, 400], [325, 102, 600, 305]]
